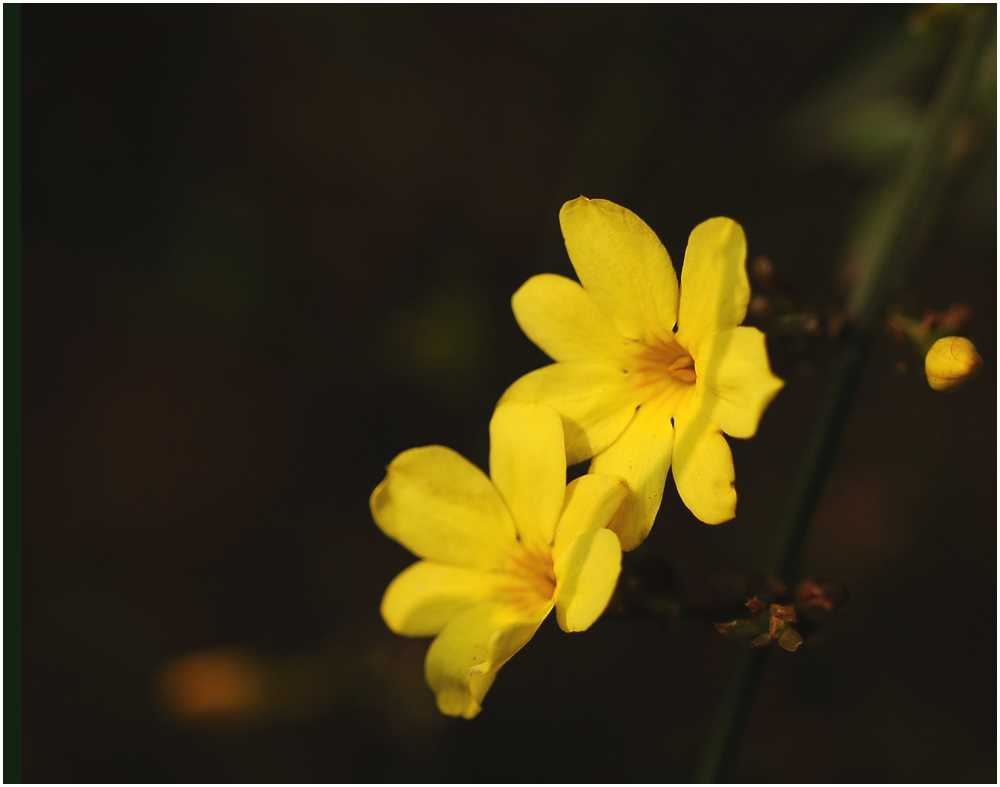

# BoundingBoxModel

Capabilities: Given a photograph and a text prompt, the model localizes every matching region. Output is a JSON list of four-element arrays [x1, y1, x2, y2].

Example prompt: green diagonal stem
[[693, 7, 994, 782]]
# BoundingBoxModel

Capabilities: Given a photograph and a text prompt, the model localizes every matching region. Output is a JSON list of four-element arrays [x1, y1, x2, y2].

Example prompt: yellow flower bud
[[925, 336, 983, 392]]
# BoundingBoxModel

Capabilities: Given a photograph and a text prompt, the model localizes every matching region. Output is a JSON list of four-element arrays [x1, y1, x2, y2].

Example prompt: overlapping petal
[[370, 446, 518, 570], [588, 400, 677, 551], [381, 561, 509, 637], [489, 401, 566, 554], [671, 399, 736, 524], [425, 601, 549, 719], [696, 326, 784, 439], [500, 362, 640, 465], [676, 217, 750, 357], [552, 474, 628, 562], [553, 528, 621, 632], [560, 197, 678, 345], [512, 274, 633, 368]]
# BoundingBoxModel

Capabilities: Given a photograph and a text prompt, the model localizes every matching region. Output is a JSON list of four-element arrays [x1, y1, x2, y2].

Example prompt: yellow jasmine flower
[[925, 335, 983, 391], [371, 401, 627, 718], [501, 197, 783, 549]]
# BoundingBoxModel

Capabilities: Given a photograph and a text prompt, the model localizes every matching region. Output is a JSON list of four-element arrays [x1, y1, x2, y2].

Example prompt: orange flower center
[[628, 333, 698, 410], [666, 354, 696, 382], [500, 544, 556, 614]]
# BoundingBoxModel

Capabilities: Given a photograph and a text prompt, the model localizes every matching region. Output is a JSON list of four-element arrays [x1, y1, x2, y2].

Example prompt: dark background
[[21, 6, 996, 782]]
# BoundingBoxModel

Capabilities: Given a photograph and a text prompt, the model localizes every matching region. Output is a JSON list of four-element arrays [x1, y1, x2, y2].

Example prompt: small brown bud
[[751, 255, 775, 287], [748, 295, 774, 321], [745, 596, 767, 614], [795, 578, 849, 612], [768, 604, 796, 638]]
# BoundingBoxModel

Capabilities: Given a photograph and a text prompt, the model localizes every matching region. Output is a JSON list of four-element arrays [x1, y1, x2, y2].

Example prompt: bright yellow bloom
[[371, 401, 626, 718], [501, 197, 783, 549], [925, 336, 983, 391]]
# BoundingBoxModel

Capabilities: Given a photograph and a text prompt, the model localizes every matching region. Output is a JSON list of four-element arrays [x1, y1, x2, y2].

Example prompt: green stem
[[693, 8, 994, 783]]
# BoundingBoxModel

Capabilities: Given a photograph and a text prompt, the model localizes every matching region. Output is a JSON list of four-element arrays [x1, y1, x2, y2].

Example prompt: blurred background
[[21, 5, 995, 782]]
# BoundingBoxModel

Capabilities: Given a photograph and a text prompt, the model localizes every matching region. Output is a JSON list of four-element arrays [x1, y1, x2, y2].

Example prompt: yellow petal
[[553, 528, 622, 632], [381, 560, 508, 637], [425, 602, 549, 718], [925, 336, 983, 391], [560, 197, 678, 345], [489, 401, 566, 554], [589, 400, 676, 551], [512, 273, 634, 367], [500, 362, 640, 465], [552, 474, 628, 562], [672, 398, 736, 524], [697, 326, 784, 439], [371, 446, 518, 570], [676, 218, 750, 357]]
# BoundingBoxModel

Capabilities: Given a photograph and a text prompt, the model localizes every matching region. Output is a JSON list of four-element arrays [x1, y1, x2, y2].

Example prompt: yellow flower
[[925, 336, 983, 391], [501, 197, 783, 549], [371, 401, 626, 718]]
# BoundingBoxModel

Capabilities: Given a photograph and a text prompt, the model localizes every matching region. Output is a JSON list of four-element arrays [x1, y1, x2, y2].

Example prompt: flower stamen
[[667, 355, 696, 383]]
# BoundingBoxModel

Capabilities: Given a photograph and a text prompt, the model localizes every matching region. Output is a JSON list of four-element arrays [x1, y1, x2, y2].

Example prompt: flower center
[[629, 333, 698, 397], [501, 544, 556, 613], [666, 354, 696, 383]]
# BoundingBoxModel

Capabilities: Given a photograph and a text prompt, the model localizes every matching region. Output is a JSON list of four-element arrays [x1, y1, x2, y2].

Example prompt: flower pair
[[371, 197, 783, 716]]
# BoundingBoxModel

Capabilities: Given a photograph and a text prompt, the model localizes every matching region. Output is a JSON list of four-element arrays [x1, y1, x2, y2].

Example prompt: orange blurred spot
[[160, 650, 267, 721]]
